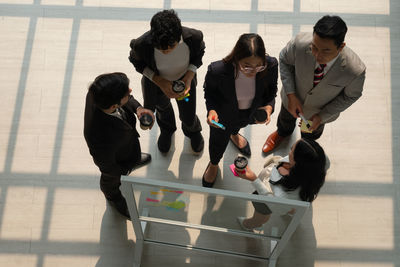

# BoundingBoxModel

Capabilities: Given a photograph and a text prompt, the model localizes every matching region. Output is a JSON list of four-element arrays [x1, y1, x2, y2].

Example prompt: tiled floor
[[0, 0, 399, 266]]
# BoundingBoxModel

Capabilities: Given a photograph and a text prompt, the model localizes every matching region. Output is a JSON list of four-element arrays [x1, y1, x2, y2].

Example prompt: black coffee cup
[[234, 156, 248, 172], [254, 109, 267, 122], [139, 113, 153, 130], [172, 80, 185, 94]]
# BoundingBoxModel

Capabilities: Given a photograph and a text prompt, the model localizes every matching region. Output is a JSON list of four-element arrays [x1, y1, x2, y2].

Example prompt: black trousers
[[209, 109, 251, 165], [100, 173, 125, 201], [100, 173, 129, 215], [99, 137, 141, 211], [141, 75, 202, 138], [277, 104, 325, 140], [252, 191, 272, 215]]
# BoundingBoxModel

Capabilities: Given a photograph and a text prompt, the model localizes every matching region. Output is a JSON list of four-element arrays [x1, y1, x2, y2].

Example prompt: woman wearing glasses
[[202, 33, 278, 187]]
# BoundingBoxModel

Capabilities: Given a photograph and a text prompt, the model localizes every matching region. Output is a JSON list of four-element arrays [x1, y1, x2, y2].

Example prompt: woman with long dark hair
[[236, 138, 326, 230], [202, 33, 278, 187]]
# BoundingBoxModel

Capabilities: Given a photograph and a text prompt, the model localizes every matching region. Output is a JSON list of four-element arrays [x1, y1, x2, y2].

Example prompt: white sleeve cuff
[[251, 178, 271, 195], [143, 67, 155, 81], [188, 64, 197, 73]]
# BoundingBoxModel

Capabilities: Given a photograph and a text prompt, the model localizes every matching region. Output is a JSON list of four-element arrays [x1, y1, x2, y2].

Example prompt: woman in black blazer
[[202, 33, 278, 187]]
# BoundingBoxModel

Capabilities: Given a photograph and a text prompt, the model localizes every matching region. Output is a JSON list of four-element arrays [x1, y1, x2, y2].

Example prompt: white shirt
[[251, 156, 301, 201], [235, 69, 256, 110], [314, 54, 339, 75], [107, 108, 123, 120], [143, 37, 198, 81], [153, 38, 190, 81]]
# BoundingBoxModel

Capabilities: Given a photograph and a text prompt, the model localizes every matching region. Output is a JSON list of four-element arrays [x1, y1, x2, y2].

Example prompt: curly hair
[[150, 9, 182, 50]]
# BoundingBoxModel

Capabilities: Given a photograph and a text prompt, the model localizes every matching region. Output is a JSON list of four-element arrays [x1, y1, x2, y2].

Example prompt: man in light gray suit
[[262, 15, 366, 153]]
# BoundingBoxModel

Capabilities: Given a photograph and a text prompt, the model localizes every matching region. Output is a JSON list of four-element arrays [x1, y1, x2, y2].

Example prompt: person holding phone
[[262, 15, 365, 153], [202, 33, 278, 188]]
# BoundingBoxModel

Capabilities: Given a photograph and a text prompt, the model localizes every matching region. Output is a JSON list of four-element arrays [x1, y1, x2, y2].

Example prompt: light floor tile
[[301, 0, 390, 15], [258, 0, 293, 12], [0, 1, 399, 267], [83, 0, 164, 8]]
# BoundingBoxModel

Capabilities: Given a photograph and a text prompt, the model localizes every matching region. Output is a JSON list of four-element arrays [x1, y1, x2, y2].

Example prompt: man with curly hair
[[129, 9, 205, 153]]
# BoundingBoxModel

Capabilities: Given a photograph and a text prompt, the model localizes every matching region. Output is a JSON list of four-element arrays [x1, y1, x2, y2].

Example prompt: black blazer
[[129, 26, 205, 75], [84, 91, 142, 176], [204, 56, 278, 126]]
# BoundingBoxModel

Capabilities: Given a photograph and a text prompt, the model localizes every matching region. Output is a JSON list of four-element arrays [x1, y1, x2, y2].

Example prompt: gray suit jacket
[[280, 32, 366, 123]]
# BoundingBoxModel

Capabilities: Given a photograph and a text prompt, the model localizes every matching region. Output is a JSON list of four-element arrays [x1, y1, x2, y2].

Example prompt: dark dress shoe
[[230, 133, 251, 157], [202, 177, 215, 188], [190, 132, 204, 153], [158, 132, 172, 153], [202, 162, 217, 188]]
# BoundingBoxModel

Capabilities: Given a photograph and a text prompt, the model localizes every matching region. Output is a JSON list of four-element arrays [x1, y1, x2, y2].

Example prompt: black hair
[[313, 15, 347, 48], [223, 33, 267, 78], [275, 138, 326, 202], [150, 9, 182, 50], [88, 72, 129, 109]]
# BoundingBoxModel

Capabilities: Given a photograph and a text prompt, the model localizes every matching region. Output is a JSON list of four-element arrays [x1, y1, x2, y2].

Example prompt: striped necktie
[[313, 64, 326, 87]]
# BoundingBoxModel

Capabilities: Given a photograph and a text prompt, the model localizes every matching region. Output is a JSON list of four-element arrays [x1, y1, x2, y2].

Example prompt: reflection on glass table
[[134, 184, 297, 238], [121, 177, 309, 267]]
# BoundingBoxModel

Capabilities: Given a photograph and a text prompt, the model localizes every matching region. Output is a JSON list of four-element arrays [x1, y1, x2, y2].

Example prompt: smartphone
[[211, 120, 226, 130]]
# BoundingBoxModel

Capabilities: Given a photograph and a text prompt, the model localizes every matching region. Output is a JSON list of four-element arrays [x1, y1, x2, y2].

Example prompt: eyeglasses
[[239, 64, 266, 74]]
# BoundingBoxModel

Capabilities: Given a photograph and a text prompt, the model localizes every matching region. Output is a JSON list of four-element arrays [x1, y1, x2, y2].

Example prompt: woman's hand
[[255, 105, 273, 125], [207, 110, 219, 127], [236, 166, 257, 181]]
